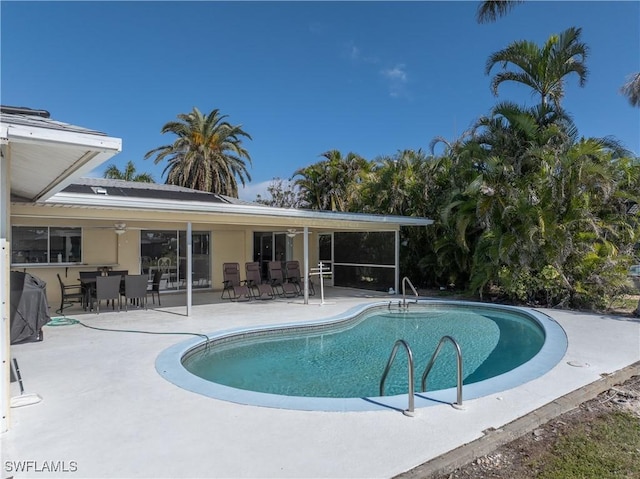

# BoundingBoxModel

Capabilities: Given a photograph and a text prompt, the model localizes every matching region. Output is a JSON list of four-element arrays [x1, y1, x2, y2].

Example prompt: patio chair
[[79, 271, 100, 309], [221, 263, 251, 301], [245, 262, 276, 300], [285, 260, 315, 296], [109, 270, 129, 296], [90, 275, 122, 313], [147, 269, 163, 306], [267, 261, 298, 298], [157, 257, 175, 288], [123, 275, 148, 311], [56, 273, 85, 314]]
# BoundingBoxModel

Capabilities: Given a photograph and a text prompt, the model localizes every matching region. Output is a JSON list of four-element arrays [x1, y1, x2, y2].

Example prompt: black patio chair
[[56, 274, 85, 314], [90, 275, 122, 313], [123, 274, 148, 311], [148, 269, 163, 306]]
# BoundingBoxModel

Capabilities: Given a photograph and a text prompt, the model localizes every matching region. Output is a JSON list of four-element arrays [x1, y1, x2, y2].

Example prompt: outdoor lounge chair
[[245, 262, 276, 300], [221, 263, 252, 301], [267, 261, 298, 298], [285, 260, 315, 296]]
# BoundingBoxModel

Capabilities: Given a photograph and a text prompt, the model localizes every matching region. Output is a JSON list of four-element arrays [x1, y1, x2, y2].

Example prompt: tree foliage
[[485, 27, 589, 110], [255, 178, 302, 208], [292, 150, 369, 211], [286, 28, 640, 311], [103, 160, 154, 183], [145, 107, 251, 197]]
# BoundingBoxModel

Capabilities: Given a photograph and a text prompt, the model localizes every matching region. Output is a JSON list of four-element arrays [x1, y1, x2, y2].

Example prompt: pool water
[[182, 305, 545, 398]]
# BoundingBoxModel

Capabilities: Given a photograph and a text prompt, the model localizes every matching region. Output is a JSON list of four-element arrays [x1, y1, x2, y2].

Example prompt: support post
[[186, 222, 192, 317], [1, 140, 11, 432], [303, 226, 309, 305]]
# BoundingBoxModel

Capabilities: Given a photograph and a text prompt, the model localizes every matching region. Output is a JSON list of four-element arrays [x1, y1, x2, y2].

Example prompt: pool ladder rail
[[379, 335, 464, 417], [388, 277, 420, 311], [402, 276, 419, 308]]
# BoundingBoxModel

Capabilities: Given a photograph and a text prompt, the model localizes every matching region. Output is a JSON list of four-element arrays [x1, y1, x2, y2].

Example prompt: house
[[0, 105, 433, 431]]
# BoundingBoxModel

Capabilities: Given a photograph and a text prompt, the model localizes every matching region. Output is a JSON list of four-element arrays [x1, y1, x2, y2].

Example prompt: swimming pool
[[156, 300, 568, 412]]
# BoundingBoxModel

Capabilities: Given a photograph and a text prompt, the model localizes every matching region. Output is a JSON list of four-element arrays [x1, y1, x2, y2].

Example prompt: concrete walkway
[[3, 290, 639, 478]]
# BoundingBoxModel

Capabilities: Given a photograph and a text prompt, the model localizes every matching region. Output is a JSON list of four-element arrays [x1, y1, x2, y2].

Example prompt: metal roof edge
[[44, 192, 434, 226], [5, 123, 122, 151]]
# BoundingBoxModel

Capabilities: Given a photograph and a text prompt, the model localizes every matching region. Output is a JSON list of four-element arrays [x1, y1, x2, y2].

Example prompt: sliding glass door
[[253, 232, 290, 281], [141, 229, 211, 291]]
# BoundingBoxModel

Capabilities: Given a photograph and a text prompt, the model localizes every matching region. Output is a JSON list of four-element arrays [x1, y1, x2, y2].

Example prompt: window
[[141, 229, 211, 291], [11, 226, 82, 264]]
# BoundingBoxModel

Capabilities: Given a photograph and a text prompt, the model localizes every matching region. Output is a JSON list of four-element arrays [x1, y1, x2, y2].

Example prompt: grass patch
[[530, 411, 640, 479]]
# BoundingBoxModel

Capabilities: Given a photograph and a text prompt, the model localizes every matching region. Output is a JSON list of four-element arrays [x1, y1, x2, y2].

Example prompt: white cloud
[[380, 64, 409, 98]]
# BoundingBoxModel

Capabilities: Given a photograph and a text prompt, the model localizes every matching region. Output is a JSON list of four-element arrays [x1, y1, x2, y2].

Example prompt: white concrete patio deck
[[2, 288, 639, 479]]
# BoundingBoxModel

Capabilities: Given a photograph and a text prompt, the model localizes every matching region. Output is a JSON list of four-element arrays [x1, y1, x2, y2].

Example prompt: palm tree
[[478, 1, 638, 109], [476, 0, 523, 23], [144, 107, 252, 197], [486, 27, 589, 110], [293, 150, 368, 211], [359, 150, 431, 216], [103, 160, 154, 183], [621, 72, 640, 107]]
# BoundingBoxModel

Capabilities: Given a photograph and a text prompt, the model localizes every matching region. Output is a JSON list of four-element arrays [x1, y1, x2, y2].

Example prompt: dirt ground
[[431, 375, 640, 479]]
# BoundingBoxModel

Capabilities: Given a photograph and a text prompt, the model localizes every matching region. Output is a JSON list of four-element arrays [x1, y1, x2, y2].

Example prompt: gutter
[[44, 192, 434, 227]]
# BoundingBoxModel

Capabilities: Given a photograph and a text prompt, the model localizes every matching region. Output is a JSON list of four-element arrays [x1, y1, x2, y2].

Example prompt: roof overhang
[[1, 121, 122, 202], [43, 192, 434, 228]]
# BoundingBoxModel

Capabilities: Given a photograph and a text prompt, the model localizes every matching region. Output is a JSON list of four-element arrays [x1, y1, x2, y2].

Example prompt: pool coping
[[155, 299, 568, 412]]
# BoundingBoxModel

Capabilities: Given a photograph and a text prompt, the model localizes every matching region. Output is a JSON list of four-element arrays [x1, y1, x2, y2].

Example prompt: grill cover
[[10, 271, 51, 344]]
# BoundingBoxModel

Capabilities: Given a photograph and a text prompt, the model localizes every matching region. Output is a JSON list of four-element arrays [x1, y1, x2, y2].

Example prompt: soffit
[[2, 115, 122, 202]]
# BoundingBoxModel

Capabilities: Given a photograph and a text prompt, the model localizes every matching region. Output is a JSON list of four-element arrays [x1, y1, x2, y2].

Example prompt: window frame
[[11, 226, 83, 266]]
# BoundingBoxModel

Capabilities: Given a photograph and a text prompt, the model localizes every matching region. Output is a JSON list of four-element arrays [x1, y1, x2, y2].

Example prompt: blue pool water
[[183, 307, 543, 397], [156, 301, 568, 411]]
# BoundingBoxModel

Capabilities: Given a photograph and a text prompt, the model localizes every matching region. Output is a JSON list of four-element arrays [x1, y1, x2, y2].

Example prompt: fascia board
[[46, 192, 434, 227], [5, 123, 122, 152]]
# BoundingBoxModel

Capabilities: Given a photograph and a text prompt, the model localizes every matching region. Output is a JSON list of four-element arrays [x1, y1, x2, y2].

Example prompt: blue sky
[[2, 1, 639, 200]]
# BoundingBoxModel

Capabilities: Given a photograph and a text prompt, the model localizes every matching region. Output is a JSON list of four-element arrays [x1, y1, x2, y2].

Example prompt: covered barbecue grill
[[10, 271, 51, 344]]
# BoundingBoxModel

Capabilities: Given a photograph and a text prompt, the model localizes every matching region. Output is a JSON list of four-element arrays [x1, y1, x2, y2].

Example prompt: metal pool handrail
[[379, 339, 415, 416], [421, 335, 464, 409], [401, 277, 419, 308]]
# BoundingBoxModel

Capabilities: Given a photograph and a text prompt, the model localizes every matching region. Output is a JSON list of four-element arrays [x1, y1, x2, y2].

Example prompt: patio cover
[[1, 106, 123, 432]]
